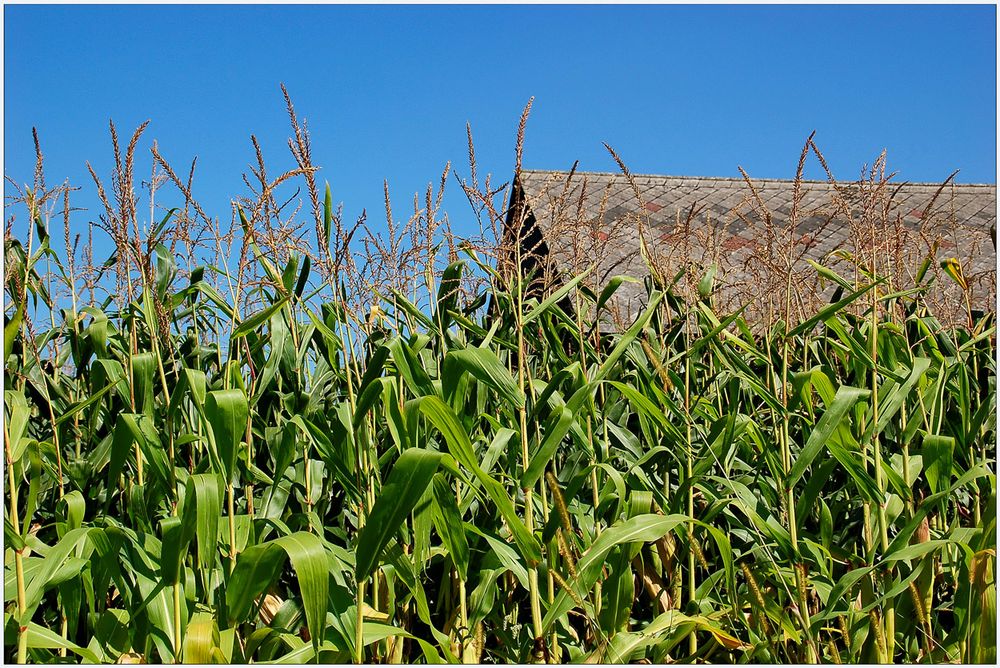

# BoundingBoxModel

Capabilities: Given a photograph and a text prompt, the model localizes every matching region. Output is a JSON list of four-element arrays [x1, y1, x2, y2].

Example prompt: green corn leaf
[[107, 419, 134, 493], [54, 377, 123, 427], [434, 260, 465, 329], [697, 263, 717, 299], [183, 612, 221, 664], [864, 356, 931, 442], [387, 289, 436, 332], [593, 290, 664, 383], [940, 257, 968, 290], [599, 551, 636, 634], [523, 266, 592, 325], [4, 288, 24, 361], [411, 395, 542, 566], [159, 516, 186, 585], [5, 518, 25, 550], [787, 278, 884, 338], [121, 413, 173, 494], [4, 390, 31, 463], [23, 621, 101, 663], [444, 345, 524, 409], [57, 490, 86, 535], [280, 254, 300, 294], [596, 610, 748, 663], [272, 532, 330, 658], [323, 182, 334, 245], [232, 295, 291, 340], [189, 280, 236, 319], [21, 527, 96, 622], [352, 376, 388, 430], [257, 307, 290, 397], [289, 414, 361, 502], [594, 275, 640, 313], [922, 433, 955, 494], [180, 473, 223, 569], [388, 336, 435, 397], [429, 472, 470, 580], [788, 384, 870, 487], [228, 532, 329, 656], [295, 255, 311, 299], [355, 448, 442, 581], [131, 352, 156, 416], [205, 389, 249, 484], [521, 404, 574, 489], [608, 380, 680, 438], [807, 259, 855, 290], [465, 525, 530, 589], [356, 345, 391, 399], [226, 542, 286, 624], [542, 513, 687, 632]]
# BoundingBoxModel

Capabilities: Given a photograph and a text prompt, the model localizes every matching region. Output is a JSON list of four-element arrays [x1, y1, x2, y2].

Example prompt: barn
[[503, 168, 997, 328]]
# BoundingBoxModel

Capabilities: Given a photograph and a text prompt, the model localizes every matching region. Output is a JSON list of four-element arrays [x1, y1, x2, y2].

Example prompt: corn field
[[3, 96, 996, 664]]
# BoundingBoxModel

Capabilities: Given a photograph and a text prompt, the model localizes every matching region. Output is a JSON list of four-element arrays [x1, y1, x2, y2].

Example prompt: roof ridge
[[518, 168, 997, 188]]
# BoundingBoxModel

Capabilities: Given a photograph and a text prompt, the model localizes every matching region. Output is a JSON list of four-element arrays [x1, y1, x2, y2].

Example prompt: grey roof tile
[[516, 169, 997, 323]]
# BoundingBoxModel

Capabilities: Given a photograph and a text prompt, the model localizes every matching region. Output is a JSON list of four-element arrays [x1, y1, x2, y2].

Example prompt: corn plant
[[3, 98, 995, 664]]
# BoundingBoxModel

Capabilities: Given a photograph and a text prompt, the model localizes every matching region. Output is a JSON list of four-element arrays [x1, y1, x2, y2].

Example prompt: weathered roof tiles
[[511, 169, 996, 325]]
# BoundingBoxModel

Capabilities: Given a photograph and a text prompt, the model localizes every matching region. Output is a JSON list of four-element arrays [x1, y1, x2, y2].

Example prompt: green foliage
[[3, 143, 995, 665]]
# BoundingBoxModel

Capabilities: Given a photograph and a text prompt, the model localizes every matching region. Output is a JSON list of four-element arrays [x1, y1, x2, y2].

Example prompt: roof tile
[[516, 169, 996, 323]]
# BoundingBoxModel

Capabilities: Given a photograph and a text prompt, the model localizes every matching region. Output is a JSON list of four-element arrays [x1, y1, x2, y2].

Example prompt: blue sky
[[4, 4, 997, 251]]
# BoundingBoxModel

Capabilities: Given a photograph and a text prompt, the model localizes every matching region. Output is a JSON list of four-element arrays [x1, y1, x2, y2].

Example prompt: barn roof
[[510, 169, 996, 326]]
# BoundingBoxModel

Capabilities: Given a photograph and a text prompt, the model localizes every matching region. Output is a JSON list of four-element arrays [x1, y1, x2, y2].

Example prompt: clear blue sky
[[4, 4, 997, 251]]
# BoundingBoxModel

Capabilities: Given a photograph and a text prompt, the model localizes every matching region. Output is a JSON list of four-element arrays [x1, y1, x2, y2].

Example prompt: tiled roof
[[514, 169, 997, 326]]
